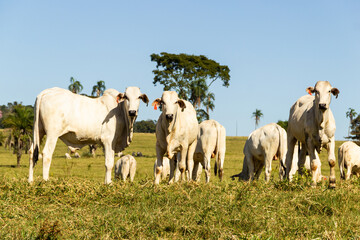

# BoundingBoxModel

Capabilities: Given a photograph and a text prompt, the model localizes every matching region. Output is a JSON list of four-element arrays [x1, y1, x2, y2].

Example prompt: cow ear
[[331, 88, 340, 99], [139, 94, 149, 106], [177, 100, 186, 110], [152, 98, 161, 107], [306, 87, 315, 95], [116, 93, 125, 103]]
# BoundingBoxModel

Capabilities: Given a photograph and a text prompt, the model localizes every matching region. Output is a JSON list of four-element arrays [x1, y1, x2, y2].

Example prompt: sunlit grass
[[0, 133, 358, 238]]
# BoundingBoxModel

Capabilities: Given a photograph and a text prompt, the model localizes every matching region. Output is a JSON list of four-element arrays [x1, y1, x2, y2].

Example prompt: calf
[[114, 155, 137, 182]]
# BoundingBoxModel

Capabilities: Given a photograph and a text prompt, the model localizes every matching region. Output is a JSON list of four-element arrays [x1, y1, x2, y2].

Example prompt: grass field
[[1, 133, 360, 239]]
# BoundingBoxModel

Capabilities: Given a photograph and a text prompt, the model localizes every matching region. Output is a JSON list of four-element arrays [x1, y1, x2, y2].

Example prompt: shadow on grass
[[0, 164, 27, 168]]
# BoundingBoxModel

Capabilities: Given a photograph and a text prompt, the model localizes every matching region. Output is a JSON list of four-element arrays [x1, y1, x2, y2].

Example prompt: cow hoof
[[329, 182, 336, 189], [311, 182, 317, 188]]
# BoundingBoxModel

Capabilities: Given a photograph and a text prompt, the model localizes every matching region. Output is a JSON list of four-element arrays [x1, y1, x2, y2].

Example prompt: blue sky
[[0, 1, 359, 139]]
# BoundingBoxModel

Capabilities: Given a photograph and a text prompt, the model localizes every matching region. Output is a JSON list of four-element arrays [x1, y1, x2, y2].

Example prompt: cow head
[[152, 91, 186, 122], [117, 87, 149, 118], [306, 81, 339, 111]]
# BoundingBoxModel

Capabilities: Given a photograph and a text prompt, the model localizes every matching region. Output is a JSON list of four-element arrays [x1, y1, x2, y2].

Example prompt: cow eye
[[160, 100, 165, 105], [124, 96, 129, 100]]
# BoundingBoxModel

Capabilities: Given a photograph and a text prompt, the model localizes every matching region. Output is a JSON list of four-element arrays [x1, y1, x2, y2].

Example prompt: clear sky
[[0, 1, 359, 139]]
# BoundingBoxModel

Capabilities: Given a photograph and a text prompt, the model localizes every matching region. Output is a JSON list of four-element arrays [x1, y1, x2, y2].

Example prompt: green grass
[[1, 133, 359, 239]]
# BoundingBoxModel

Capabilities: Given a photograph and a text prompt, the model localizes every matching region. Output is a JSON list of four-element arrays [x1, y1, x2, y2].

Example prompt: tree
[[133, 120, 157, 133], [346, 108, 357, 137], [68, 77, 83, 94], [2, 104, 34, 167], [91, 80, 106, 97], [252, 109, 263, 130], [151, 52, 230, 121], [277, 120, 288, 131]]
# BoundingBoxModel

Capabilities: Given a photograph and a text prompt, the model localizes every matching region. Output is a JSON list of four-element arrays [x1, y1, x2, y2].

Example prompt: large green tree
[[151, 52, 230, 121], [2, 104, 34, 167], [91, 80, 106, 97], [68, 77, 83, 94]]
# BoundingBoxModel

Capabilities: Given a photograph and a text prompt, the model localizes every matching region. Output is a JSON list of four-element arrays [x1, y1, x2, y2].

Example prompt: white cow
[[28, 87, 148, 184], [193, 120, 226, 183], [153, 156, 182, 182], [285, 81, 339, 187], [114, 155, 137, 182], [338, 141, 360, 180], [233, 123, 287, 182], [152, 91, 198, 184]]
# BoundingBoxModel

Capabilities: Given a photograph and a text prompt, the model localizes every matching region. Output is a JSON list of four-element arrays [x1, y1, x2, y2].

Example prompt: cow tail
[[276, 125, 287, 174], [32, 96, 41, 165], [338, 146, 345, 180], [214, 123, 221, 177]]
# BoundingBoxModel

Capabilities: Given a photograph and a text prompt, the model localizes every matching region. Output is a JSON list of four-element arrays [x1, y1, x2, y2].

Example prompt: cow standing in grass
[[285, 81, 339, 187], [338, 141, 360, 180], [232, 123, 287, 182], [152, 91, 198, 184], [29, 87, 148, 184], [193, 120, 226, 183]]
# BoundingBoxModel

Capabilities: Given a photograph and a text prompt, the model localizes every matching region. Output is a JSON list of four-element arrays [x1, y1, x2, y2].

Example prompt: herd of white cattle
[[26, 81, 360, 188]]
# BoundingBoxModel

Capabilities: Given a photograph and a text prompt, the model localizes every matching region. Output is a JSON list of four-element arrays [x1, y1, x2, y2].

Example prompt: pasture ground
[[1, 133, 360, 239]]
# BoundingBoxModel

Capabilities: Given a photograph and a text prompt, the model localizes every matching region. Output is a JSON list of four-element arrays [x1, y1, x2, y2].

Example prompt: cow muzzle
[[129, 110, 137, 117], [166, 114, 174, 121], [318, 104, 327, 111]]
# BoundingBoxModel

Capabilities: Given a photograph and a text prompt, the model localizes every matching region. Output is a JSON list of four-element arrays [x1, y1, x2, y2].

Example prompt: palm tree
[[91, 80, 106, 97], [346, 108, 357, 137], [252, 109, 263, 130], [68, 77, 83, 94], [3, 105, 34, 167]]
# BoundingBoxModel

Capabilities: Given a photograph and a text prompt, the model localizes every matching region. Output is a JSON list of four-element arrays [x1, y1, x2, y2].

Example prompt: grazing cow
[[338, 141, 360, 180], [114, 155, 137, 182], [28, 87, 148, 184], [232, 123, 287, 182], [285, 81, 339, 187], [152, 91, 198, 184], [193, 120, 226, 183]]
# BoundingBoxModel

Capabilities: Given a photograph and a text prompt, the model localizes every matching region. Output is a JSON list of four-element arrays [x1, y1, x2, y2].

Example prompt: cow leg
[[346, 163, 352, 180], [155, 143, 166, 185], [245, 153, 255, 181], [192, 160, 201, 182], [254, 160, 264, 180], [177, 147, 188, 182], [306, 141, 321, 187], [326, 137, 336, 188], [285, 134, 297, 181], [104, 142, 115, 185], [186, 140, 197, 182], [297, 145, 307, 175], [29, 130, 45, 183], [28, 143, 35, 183], [202, 153, 211, 183], [129, 162, 136, 182], [264, 153, 272, 182], [42, 135, 58, 181]]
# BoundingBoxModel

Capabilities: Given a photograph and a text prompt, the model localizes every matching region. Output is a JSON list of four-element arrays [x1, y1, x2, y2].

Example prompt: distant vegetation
[[151, 52, 230, 122], [134, 120, 156, 133]]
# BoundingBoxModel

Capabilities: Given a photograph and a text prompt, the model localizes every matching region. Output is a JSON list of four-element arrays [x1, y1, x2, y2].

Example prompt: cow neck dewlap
[[120, 100, 134, 147], [166, 109, 179, 134]]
